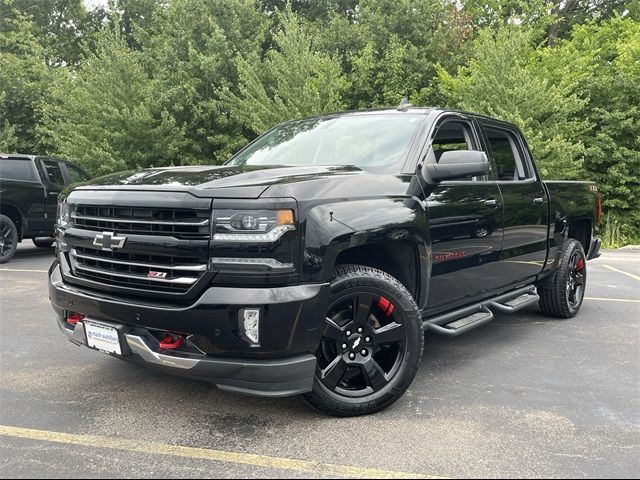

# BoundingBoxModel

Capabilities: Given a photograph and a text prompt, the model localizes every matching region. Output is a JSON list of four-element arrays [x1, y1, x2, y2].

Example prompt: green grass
[[601, 212, 640, 249]]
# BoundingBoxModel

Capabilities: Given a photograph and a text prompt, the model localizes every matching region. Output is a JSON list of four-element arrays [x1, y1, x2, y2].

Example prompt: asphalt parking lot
[[1, 243, 638, 478]]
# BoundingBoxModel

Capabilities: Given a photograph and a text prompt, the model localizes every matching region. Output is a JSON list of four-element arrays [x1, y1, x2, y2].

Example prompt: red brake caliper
[[576, 258, 584, 272], [377, 297, 395, 317]]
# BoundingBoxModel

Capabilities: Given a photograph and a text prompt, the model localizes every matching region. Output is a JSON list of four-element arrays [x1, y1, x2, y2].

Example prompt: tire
[[33, 237, 55, 248], [471, 226, 490, 238], [0, 214, 18, 264], [304, 264, 424, 417], [538, 239, 586, 318]]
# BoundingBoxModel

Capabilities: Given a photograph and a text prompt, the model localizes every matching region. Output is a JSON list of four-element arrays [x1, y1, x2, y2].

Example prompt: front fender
[[299, 197, 430, 303]]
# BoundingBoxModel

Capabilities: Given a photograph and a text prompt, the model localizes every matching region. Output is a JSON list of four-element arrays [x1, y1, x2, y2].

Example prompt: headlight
[[57, 201, 70, 228], [213, 209, 295, 242]]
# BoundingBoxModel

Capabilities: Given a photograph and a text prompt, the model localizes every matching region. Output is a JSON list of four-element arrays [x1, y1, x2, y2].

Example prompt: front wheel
[[304, 265, 423, 417], [538, 239, 587, 318]]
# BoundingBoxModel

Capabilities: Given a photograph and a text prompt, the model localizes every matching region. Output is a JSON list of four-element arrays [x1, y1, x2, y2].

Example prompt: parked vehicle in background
[[0, 154, 90, 263], [49, 107, 602, 416]]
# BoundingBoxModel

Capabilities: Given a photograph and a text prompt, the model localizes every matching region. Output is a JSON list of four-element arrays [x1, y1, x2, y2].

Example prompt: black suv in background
[[0, 154, 90, 263]]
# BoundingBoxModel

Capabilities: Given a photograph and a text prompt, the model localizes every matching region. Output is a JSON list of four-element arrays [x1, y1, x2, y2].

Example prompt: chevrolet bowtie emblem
[[93, 231, 127, 251]]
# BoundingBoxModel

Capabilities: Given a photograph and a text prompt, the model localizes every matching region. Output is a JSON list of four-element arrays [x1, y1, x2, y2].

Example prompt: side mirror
[[422, 150, 490, 183]]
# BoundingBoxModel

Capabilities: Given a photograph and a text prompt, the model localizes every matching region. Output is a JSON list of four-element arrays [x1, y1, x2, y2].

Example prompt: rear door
[[478, 121, 549, 285], [425, 114, 505, 308], [37, 158, 67, 226]]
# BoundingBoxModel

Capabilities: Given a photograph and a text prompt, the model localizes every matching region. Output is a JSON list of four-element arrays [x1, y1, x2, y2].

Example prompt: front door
[[425, 116, 504, 308]]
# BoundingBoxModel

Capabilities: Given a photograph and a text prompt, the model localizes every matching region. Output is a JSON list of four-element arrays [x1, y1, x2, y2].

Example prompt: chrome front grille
[[71, 205, 210, 238], [69, 246, 207, 293]]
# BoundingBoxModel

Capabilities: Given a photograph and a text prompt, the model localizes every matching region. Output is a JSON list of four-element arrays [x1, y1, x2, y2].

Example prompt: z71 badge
[[147, 271, 167, 279]]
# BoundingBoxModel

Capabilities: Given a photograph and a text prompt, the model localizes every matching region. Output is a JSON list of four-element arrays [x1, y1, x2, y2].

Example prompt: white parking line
[[584, 297, 640, 303], [601, 264, 640, 281], [0, 268, 48, 273]]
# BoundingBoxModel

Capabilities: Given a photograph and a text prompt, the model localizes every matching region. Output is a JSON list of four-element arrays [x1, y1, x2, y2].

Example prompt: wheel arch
[[333, 240, 425, 305], [568, 218, 591, 254], [301, 198, 430, 309], [0, 202, 24, 240]]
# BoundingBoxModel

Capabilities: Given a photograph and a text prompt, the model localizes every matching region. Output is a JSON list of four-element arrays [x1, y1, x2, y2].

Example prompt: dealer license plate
[[84, 319, 122, 355]]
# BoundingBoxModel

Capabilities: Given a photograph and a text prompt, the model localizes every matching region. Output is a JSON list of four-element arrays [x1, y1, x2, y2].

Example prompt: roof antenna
[[397, 96, 412, 112]]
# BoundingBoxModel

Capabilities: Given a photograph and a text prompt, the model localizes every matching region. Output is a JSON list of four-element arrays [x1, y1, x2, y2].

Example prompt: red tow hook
[[159, 334, 184, 350], [67, 312, 85, 325]]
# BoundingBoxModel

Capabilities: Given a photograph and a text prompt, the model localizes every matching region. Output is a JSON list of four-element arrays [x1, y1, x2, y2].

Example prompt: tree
[[546, 0, 631, 45], [40, 28, 187, 175], [547, 17, 640, 240], [223, 6, 346, 134], [138, 0, 268, 162], [438, 26, 588, 180], [348, 0, 472, 108], [458, 0, 551, 32], [0, 1, 50, 153], [10, 0, 106, 67]]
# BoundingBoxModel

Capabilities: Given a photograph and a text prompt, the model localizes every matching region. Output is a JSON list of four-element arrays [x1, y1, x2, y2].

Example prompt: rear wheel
[[304, 265, 423, 417], [0, 214, 18, 264], [33, 237, 55, 248], [538, 239, 586, 318]]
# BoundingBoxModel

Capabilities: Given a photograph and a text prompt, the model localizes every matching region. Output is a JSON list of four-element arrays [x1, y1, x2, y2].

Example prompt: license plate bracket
[[84, 319, 123, 356]]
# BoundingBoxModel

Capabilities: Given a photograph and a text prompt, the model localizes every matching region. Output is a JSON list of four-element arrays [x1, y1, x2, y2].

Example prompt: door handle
[[533, 197, 545, 205], [485, 199, 501, 208]]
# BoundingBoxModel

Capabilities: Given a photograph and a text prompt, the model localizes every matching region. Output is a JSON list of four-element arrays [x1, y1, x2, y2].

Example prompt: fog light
[[239, 308, 260, 345]]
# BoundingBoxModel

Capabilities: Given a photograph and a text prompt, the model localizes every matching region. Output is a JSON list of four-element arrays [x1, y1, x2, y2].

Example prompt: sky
[[84, 0, 108, 9]]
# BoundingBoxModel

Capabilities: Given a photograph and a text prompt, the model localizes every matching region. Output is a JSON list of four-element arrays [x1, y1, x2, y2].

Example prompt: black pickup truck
[[49, 108, 602, 416], [1, 154, 90, 263]]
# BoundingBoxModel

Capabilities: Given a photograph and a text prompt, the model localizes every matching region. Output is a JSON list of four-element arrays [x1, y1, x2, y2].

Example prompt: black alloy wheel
[[0, 214, 18, 264], [538, 239, 587, 318], [567, 250, 586, 310], [305, 265, 423, 416], [317, 292, 407, 397]]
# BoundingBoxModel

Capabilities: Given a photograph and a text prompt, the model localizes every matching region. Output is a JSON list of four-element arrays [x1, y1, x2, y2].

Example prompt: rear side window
[[42, 159, 65, 186], [0, 159, 38, 182], [484, 127, 530, 181]]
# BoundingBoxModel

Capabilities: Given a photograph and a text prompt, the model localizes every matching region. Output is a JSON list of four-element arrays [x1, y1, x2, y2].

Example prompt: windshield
[[227, 114, 424, 171]]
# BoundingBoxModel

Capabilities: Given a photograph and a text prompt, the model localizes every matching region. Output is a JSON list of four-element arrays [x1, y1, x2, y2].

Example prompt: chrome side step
[[423, 285, 539, 337], [427, 306, 494, 337], [487, 292, 540, 313]]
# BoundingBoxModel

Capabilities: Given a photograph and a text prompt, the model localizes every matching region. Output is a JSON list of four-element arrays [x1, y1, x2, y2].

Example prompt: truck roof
[[0, 153, 38, 160], [286, 107, 519, 130]]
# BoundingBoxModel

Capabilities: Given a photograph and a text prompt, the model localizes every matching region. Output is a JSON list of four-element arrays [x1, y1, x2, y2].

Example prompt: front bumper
[[49, 262, 329, 397]]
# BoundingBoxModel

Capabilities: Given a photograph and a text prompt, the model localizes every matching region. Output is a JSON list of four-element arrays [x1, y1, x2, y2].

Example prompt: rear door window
[[42, 159, 65, 186], [483, 126, 531, 181], [0, 159, 38, 182]]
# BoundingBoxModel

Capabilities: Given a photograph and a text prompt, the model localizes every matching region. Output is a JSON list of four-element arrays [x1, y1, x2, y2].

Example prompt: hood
[[72, 164, 366, 199]]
